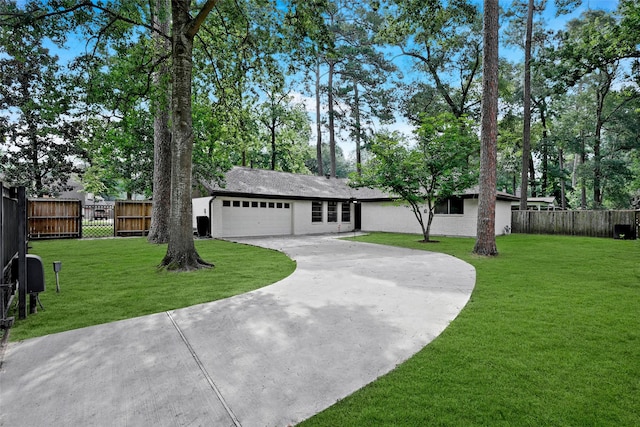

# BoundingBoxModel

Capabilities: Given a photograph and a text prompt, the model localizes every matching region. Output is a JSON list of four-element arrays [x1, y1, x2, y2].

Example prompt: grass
[[7, 233, 639, 425], [8, 237, 296, 342], [301, 233, 640, 426]]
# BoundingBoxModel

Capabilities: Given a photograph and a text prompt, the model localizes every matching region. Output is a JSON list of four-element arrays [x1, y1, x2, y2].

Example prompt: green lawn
[[8, 233, 639, 425], [9, 237, 296, 342], [302, 233, 640, 426]]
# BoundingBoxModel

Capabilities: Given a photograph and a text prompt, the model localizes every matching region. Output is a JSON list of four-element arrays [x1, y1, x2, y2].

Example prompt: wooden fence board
[[511, 210, 638, 238], [28, 199, 81, 239], [114, 200, 152, 236]]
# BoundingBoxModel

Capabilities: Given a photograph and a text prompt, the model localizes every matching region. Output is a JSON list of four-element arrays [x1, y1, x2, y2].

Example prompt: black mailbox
[[26, 254, 46, 294]]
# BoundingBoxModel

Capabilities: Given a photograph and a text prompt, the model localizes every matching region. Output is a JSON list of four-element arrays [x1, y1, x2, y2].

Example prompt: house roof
[[203, 167, 520, 202], [202, 167, 389, 201], [527, 197, 557, 204], [460, 185, 521, 202]]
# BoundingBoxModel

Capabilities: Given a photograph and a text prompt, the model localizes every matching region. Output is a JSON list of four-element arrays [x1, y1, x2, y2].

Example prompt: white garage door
[[221, 199, 292, 237]]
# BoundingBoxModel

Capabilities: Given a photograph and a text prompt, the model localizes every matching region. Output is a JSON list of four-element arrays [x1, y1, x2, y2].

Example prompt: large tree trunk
[[559, 148, 567, 209], [161, 0, 214, 270], [474, 0, 499, 256], [593, 76, 610, 208], [354, 81, 362, 175], [580, 131, 587, 209], [327, 60, 336, 178], [315, 56, 323, 176], [148, 0, 172, 244], [519, 0, 533, 210]]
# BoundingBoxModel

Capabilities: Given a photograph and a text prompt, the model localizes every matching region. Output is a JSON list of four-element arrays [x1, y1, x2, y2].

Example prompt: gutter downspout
[[208, 196, 216, 237]]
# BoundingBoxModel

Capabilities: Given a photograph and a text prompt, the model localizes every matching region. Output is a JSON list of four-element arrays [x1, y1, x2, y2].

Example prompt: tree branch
[[187, 0, 221, 39]]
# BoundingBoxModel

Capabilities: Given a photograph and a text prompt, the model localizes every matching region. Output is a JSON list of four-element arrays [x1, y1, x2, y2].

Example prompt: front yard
[[8, 233, 639, 425], [8, 238, 296, 342], [302, 233, 640, 426]]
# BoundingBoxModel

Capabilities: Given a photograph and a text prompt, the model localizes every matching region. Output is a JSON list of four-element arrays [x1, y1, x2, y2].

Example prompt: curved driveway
[[0, 235, 475, 427]]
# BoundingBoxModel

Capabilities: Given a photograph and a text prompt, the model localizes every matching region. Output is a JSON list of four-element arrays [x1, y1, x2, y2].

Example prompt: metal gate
[[83, 204, 115, 238]]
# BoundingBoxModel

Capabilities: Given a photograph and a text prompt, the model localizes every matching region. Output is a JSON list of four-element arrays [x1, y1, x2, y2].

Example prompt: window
[[232, 200, 240, 207], [260, 202, 267, 208], [312, 201, 323, 222], [450, 197, 464, 214], [242, 201, 250, 208], [435, 200, 448, 214], [284, 203, 290, 208], [251, 201, 258, 208], [277, 202, 283, 209], [222, 200, 231, 207], [269, 202, 275, 208], [341, 202, 351, 222], [435, 197, 464, 215], [327, 201, 338, 222]]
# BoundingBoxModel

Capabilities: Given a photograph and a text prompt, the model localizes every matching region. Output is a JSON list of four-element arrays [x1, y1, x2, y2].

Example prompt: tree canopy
[[1, 0, 639, 263]]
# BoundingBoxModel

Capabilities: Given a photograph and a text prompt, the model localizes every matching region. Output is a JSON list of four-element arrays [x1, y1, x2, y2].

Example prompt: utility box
[[196, 216, 210, 237], [613, 224, 636, 240], [26, 254, 45, 294]]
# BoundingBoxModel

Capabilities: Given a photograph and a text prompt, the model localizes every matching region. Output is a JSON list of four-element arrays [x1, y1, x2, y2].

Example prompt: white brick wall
[[360, 199, 512, 237]]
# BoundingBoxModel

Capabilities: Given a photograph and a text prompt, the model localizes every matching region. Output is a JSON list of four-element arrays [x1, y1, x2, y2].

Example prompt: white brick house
[[194, 167, 518, 238]]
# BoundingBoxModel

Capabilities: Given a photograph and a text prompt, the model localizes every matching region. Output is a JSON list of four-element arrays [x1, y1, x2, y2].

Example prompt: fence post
[[78, 200, 83, 239], [18, 187, 27, 319]]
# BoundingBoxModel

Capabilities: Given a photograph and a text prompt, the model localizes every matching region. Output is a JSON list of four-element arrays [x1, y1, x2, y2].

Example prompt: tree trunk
[[161, 0, 213, 270], [519, 0, 533, 210], [593, 76, 609, 208], [327, 60, 336, 178], [315, 56, 323, 176], [474, 0, 499, 256], [270, 118, 277, 170], [354, 81, 362, 175], [528, 154, 536, 197], [580, 130, 587, 209], [540, 108, 548, 195], [559, 148, 567, 210], [148, 0, 172, 244]]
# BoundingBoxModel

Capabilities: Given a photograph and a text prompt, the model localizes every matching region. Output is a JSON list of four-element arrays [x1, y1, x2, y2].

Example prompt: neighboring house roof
[[526, 197, 557, 204], [202, 167, 520, 202], [461, 185, 521, 202], [202, 167, 389, 201]]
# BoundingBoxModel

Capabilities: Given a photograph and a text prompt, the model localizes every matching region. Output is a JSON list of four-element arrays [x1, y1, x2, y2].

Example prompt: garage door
[[221, 199, 292, 237]]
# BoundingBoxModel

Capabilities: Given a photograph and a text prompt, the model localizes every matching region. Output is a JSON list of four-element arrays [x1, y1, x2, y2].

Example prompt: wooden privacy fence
[[114, 200, 152, 237], [27, 199, 153, 239], [28, 199, 82, 239], [511, 210, 639, 238]]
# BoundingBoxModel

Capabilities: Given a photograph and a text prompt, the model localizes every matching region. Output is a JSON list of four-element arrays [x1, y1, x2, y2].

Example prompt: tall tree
[[0, 24, 81, 196], [147, 0, 172, 244], [550, 9, 640, 208], [159, 0, 218, 270], [474, 0, 499, 256], [381, 0, 483, 119], [519, 0, 534, 210], [334, 3, 398, 175], [353, 113, 478, 242]]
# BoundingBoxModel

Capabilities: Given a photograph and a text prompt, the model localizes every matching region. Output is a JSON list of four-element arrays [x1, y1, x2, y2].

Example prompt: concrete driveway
[[0, 234, 475, 427]]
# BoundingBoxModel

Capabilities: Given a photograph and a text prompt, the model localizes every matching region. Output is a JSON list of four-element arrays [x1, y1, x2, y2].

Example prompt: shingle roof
[[202, 167, 390, 201], [461, 185, 521, 202], [202, 167, 519, 202]]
